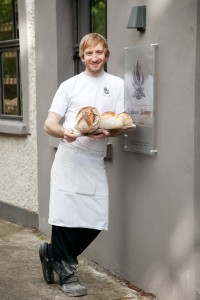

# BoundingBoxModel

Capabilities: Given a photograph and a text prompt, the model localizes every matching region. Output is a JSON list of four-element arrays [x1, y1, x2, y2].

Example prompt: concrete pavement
[[0, 218, 157, 300]]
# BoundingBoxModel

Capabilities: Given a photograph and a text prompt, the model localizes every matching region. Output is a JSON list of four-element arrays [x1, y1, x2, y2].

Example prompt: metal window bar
[[11, 0, 16, 39], [0, 52, 3, 115], [16, 50, 21, 115]]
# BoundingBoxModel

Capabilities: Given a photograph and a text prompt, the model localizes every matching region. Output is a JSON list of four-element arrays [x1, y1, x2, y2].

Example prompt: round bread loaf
[[118, 112, 133, 127], [99, 111, 123, 129], [75, 106, 100, 133]]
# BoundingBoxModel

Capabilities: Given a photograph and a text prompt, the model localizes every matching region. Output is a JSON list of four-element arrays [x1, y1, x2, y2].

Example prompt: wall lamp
[[127, 5, 146, 32]]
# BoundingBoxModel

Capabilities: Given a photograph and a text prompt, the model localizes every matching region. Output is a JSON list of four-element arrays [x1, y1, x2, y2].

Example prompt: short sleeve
[[49, 82, 69, 117]]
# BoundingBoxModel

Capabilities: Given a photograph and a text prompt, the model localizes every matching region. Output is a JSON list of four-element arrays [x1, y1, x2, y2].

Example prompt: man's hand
[[89, 130, 111, 139], [108, 128, 124, 137], [44, 112, 79, 142], [64, 128, 80, 143], [90, 128, 124, 139]]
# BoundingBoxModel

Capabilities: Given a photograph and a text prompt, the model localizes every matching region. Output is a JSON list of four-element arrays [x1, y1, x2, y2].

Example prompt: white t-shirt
[[49, 71, 124, 153]]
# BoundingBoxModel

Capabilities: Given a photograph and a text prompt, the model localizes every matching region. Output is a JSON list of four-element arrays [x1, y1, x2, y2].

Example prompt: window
[[0, 0, 21, 119], [74, 0, 107, 74]]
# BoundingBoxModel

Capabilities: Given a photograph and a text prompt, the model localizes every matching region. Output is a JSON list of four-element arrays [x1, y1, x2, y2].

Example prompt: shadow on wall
[[143, 202, 195, 300], [107, 149, 196, 300]]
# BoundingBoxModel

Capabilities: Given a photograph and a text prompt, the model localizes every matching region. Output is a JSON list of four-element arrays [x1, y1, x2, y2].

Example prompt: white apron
[[48, 140, 109, 231]]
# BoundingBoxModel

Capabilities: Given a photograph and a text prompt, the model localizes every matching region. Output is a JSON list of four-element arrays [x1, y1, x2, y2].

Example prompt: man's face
[[81, 43, 108, 76]]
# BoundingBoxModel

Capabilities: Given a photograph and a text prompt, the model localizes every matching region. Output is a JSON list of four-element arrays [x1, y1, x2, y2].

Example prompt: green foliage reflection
[[0, 0, 19, 41], [91, 0, 106, 36]]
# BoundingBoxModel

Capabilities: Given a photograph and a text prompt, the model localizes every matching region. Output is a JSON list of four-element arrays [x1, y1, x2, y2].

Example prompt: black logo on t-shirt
[[104, 86, 110, 94]]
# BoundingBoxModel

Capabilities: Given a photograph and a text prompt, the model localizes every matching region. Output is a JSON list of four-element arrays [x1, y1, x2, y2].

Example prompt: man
[[39, 33, 124, 297]]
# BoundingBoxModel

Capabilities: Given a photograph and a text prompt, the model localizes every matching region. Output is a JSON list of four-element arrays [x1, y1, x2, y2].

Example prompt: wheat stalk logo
[[132, 58, 145, 100]]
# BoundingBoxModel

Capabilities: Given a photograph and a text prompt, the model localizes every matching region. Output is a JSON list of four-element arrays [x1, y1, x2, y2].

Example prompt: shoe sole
[[59, 285, 87, 297], [39, 242, 54, 284]]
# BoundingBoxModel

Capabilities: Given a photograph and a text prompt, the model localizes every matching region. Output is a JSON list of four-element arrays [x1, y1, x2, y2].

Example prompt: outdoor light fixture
[[127, 5, 146, 32]]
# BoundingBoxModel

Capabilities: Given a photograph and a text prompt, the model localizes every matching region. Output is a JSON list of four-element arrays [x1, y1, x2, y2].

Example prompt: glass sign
[[124, 44, 157, 155]]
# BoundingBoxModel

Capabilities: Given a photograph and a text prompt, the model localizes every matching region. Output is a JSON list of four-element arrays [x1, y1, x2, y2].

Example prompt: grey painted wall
[[35, 0, 57, 235], [84, 1, 199, 300], [36, 0, 74, 235], [194, 0, 200, 296]]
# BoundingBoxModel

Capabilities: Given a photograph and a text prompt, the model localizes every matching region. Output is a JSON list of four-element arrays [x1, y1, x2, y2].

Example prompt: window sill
[[0, 119, 29, 135]]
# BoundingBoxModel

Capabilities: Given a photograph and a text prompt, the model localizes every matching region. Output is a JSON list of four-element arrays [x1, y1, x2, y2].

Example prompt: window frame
[[0, 0, 28, 135], [0, 0, 22, 120]]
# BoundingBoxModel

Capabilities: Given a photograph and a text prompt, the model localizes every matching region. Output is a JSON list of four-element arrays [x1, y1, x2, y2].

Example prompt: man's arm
[[44, 112, 79, 142], [44, 112, 64, 138]]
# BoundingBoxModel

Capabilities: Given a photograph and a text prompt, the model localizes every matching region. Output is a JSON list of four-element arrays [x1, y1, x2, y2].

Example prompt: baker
[[39, 32, 125, 297]]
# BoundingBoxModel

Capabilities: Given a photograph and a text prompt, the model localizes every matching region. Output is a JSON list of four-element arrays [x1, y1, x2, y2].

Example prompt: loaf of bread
[[117, 112, 133, 127], [99, 111, 124, 129], [75, 107, 134, 134], [75, 106, 100, 133]]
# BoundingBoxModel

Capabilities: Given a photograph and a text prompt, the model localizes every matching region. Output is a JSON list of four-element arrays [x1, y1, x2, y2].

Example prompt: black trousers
[[51, 225, 101, 266]]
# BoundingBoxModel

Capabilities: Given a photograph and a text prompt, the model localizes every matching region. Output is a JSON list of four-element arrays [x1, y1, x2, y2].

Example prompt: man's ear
[[81, 56, 85, 63]]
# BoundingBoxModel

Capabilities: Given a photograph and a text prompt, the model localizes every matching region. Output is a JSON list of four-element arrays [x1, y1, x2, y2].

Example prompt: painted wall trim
[[0, 201, 38, 229]]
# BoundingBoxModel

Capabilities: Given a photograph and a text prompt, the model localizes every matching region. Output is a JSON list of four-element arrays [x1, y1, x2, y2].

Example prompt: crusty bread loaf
[[75, 108, 133, 134], [118, 112, 133, 127], [99, 111, 123, 129], [75, 106, 100, 133]]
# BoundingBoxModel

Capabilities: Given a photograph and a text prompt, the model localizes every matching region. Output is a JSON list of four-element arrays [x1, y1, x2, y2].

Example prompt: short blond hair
[[79, 33, 110, 59]]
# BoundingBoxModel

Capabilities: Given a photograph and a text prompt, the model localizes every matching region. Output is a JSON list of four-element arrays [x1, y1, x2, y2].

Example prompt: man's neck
[[84, 69, 105, 77]]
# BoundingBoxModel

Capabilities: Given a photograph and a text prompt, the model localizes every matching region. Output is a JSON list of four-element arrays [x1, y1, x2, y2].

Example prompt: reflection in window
[[2, 51, 21, 115], [0, 0, 19, 41], [74, 0, 107, 75], [0, 0, 21, 118], [91, 0, 106, 36]]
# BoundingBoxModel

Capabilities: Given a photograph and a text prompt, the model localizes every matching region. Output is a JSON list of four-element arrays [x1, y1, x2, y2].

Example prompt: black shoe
[[39, 242, 54, 284], [59, 275, 87, 297], [62, 260, 79, 274], [51, 260, 74, 284]]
